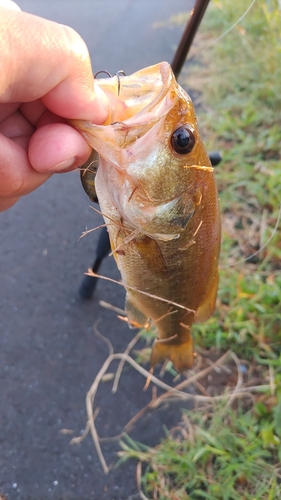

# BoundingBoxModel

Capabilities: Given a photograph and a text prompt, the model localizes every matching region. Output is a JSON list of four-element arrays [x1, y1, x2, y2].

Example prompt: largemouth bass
[[72, 62, 221, 372]]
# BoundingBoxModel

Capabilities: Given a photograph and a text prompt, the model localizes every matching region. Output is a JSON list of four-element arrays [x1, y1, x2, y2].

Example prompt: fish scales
[[71, 62, 221, 372]]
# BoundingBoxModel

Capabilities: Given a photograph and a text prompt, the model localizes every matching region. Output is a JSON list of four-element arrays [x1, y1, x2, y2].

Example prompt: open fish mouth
[[71, 62, 178, 158], [95, 62, 177, 124]]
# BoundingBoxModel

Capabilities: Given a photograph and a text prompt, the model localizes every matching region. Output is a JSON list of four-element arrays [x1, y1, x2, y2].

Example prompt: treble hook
[[94, 69, 126, 96], [115, 70, 126, 96], [94, 70, 113, 78]]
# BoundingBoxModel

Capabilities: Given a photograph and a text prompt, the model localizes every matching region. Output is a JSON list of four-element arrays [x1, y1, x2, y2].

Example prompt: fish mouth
[[70, 62, 178, 155], [99, 61, 176, 124]]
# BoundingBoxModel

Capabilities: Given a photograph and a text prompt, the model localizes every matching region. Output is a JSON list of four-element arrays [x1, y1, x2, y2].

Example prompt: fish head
[[72, 62, 213, 239]]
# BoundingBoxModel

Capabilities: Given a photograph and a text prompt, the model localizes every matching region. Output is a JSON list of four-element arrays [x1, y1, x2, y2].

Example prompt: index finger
[[0, 7, 109, 122]]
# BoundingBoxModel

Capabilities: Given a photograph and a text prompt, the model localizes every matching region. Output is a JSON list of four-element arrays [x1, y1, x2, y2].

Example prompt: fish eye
[[171, 126, 195, 154]]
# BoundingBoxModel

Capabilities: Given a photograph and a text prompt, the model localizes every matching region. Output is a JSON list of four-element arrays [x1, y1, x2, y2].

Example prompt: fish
[[71, 61, 221, 372]]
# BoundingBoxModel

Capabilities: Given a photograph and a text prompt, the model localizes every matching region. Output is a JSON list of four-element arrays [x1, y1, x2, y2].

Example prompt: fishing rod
[[171, 0, 221, 168], [171, 0, 211, 78]]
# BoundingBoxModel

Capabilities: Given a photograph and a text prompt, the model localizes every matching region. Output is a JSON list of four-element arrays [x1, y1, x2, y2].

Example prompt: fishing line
[[220, 197, 281, 269], [207, 0, 257, 47], [191, 0, 257, 57]]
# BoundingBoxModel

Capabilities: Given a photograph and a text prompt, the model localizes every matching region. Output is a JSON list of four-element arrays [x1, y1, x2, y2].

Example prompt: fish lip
[[71, 62, 177, 135], [70, 63, 180, 167], [115, 61, 176, 124]]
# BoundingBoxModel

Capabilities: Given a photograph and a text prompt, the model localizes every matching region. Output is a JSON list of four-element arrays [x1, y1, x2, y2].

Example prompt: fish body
[[72, 62, 221, 372]]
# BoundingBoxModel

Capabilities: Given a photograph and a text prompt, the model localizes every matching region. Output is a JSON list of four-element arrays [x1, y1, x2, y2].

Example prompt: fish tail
[[150, 337, 194, 373]]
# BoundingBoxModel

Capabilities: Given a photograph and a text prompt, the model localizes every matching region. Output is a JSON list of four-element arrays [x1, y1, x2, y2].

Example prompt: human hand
[[0, 0, 109, 211]]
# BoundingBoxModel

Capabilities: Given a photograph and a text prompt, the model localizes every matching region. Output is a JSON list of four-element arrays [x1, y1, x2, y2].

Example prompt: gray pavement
[[0, 1, 193, 498]]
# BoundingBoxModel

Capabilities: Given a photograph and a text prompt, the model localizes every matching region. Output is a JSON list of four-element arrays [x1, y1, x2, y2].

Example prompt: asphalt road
[[0, 1, 193, 499]]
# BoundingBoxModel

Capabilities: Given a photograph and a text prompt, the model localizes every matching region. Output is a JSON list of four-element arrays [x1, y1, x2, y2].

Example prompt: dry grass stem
[[269, 364, 275, 396], [136, 461, 150, 500], [99, 300, 126, 316], [86, 270, 196, 313], [59, 429, 74, 435], [226, 351, 244, 406], [112, 331, 144, 393], [79, 223, 108, 239], [71, 341, 272, 474], [93, 319, 114, 356]]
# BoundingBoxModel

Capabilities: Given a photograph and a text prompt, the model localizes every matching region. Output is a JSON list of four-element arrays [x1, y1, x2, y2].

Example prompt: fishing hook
[[94, 70, 112, 78], [94, 69, 126, 96], [115, 70, 126, 96]]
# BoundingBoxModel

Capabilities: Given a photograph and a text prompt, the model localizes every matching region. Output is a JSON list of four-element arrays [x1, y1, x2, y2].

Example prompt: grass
[[115, 1, 281, 498], [119, 399, 281, 499], [187, 0, 281, 359]]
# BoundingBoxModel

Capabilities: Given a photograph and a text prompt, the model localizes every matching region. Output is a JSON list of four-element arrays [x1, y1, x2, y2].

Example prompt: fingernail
[[0, 0, 21, 11], [52, 157, 76, 171]]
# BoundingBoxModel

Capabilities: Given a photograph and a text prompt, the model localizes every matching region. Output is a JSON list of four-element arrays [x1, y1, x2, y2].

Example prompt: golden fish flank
[[72, 62, 221, 373]]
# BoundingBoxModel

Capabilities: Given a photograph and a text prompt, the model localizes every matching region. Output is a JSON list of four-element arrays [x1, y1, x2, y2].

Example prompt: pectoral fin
[[125, 298, 148, 329], [134, 236, 167, 274], [108, 234, 120, 266]]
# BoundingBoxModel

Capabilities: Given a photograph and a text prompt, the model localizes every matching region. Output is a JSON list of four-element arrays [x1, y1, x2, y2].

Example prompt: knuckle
[[60, 25, 90, 67]]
